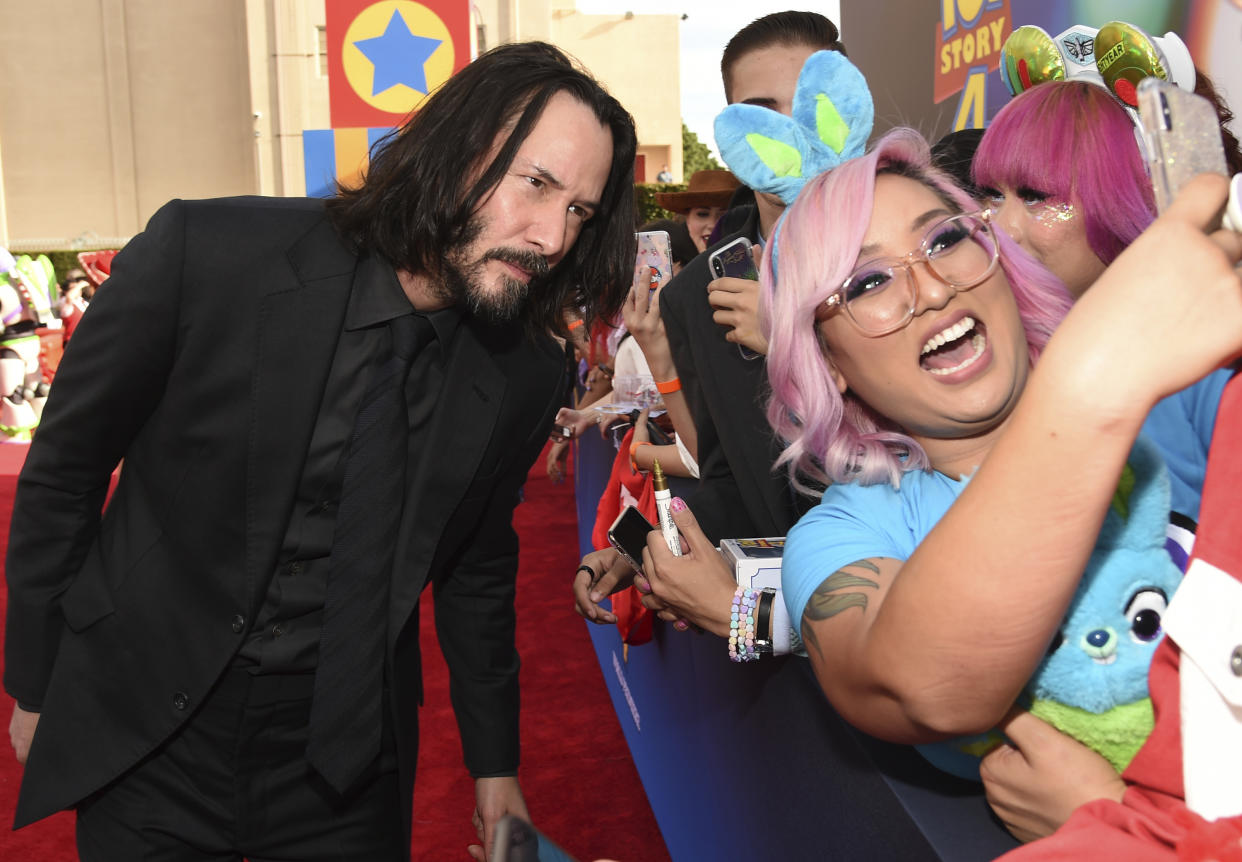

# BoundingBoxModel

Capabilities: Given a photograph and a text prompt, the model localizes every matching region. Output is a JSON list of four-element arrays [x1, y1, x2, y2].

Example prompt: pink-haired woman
[[972, 80, 1241, 525], [639, 127, 1242, 833]]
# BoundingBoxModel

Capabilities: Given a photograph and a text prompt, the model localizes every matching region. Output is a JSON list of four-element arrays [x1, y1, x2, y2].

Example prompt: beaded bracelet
[[728, 586, 759, 662]]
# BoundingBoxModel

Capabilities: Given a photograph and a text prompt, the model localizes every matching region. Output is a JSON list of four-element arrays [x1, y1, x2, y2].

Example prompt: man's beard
[[438, 219, 551, 323]]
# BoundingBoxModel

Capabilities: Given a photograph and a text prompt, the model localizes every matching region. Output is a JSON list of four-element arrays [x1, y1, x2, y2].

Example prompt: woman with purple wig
[[638, 126, 1242, 836]]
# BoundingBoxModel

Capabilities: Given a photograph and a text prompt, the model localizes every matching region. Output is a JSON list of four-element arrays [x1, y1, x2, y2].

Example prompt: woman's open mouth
[[920, 316, 987, 377]]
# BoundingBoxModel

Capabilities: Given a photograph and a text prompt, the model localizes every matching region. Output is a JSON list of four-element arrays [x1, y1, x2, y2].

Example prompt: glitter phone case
[[1138, 78, 1228, 215]]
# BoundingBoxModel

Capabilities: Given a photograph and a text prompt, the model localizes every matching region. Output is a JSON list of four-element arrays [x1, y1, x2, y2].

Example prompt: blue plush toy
[[713, 49, 873, 205], [919, 436, 1185, 778]]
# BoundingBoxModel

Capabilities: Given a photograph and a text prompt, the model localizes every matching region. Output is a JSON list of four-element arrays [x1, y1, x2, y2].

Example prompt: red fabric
[[36, 328, 63, 383], [1001, 371, 1242, 861], [75, 250, 116, 288], [587, 319, 613, 368], [590, 427, 657, 646]]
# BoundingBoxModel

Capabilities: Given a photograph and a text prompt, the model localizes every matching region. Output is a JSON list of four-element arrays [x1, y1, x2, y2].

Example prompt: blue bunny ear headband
[[714, 50, 874, 207]]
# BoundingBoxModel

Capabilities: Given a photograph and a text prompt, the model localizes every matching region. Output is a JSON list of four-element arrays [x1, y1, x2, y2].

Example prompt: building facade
[[0, 0, 681, 251]]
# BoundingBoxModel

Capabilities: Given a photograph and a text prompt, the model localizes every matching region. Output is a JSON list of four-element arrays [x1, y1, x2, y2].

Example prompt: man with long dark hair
[[5, 41, 635, 860]]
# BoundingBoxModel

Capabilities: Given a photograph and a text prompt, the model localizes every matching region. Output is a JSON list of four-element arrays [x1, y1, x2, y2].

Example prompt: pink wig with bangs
[[972, 81, 1155, 266], [761, 128, 1074, 492]]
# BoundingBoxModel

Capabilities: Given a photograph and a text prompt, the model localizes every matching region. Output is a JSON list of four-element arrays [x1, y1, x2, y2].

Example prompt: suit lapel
[[389, 321, 505, 638], [245, 220, 356, 606]]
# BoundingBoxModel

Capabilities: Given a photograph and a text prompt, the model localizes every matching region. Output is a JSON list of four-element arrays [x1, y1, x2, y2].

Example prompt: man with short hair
[[574, 15, 845, 631], [6, 41, 636, 861], [662, 11, 848, 544]]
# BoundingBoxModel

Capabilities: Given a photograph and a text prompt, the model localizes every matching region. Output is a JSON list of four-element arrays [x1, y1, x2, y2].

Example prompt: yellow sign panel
[[342, 1, 455, 114]]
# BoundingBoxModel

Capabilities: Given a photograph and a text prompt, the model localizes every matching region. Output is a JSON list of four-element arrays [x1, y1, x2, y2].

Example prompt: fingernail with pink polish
[[673, 620, 689, 631], [670, 496, 687, 513]]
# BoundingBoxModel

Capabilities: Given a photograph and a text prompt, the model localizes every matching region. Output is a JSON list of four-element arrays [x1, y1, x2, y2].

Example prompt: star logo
[[341, 1, 456, 115], [354, 9, 442, 95]]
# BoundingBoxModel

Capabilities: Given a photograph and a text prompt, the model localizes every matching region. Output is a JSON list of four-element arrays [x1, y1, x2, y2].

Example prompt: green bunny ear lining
[[815, 93, 849, 154], [745, 133, 803, 179], [1110, 464, 1136, 520]]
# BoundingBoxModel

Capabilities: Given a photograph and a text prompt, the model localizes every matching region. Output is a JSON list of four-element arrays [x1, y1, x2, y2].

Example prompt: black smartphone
[[490, 814, 579, 862], [607, 505, 655, 574], [627, 408, 671, 446], [708, 236, 758, 280]]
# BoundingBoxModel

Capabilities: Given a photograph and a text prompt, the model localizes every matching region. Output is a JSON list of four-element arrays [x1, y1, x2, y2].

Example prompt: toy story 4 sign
[[934, 0, 1011, 130]]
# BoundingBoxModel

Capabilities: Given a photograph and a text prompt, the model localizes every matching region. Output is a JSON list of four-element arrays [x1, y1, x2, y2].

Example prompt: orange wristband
[[629, 440, 653, 472], [567, 319, 584, 331], [655, 377, 681, 395]]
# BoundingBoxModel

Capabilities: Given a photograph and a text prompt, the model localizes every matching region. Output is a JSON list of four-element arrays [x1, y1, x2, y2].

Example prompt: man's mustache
[[480, 248, 550, 280]]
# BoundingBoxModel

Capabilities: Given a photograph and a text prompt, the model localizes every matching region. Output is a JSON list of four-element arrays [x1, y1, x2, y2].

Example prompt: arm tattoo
[[800, 560, 881, 659]]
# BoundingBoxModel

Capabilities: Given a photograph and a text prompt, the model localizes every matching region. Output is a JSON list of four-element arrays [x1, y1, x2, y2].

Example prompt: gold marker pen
[[652, 459, 682, 556]]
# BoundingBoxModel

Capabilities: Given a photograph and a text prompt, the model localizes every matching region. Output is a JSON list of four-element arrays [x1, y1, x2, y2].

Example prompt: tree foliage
[[682, 121, 722, 176]]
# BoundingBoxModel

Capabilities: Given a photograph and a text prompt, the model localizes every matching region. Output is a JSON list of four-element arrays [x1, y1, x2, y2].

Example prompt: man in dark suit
[[4, 41, 636, 861]]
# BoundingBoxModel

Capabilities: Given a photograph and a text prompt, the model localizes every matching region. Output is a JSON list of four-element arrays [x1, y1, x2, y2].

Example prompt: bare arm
[[623, 270, 698, 461], [802, 175, 1242, 741]]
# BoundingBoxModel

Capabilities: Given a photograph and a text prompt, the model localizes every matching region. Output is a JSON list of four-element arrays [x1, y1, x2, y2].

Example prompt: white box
[[719, 537, 785, 591]]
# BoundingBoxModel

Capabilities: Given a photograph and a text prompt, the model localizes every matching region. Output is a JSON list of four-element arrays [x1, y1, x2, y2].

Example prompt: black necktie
[[308, 314, 432, 794]]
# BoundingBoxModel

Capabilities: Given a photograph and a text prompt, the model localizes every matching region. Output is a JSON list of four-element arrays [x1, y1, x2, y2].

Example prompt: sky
[[576, 0, 843, 163]]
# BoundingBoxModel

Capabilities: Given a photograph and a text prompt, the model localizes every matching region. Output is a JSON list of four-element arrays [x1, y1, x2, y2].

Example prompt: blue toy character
[[920, 436, 1184, 777]]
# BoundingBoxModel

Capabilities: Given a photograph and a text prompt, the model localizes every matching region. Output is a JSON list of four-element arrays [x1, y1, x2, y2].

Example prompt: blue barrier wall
[[574, 431, 1019, 861]]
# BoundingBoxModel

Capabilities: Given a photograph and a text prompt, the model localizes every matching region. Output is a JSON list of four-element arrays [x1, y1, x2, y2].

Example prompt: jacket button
[[173, 692, 189, 711], [231, 615, 245, 633], [1232, 646, 1242, 677]]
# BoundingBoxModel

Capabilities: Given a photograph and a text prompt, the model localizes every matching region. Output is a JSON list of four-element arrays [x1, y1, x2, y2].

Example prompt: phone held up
[[1137, 78, 1228, 215], [607, 505, 655, 575], [708, 236, 758, 281], [635, 229, 674, 295]]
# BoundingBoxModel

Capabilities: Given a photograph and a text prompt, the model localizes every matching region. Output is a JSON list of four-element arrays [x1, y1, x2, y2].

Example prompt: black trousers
[[76, 666, 406, 861]]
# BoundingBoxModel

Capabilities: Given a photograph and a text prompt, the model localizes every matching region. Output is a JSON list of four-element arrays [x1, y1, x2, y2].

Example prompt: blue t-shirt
[[783, 469, 967, 628], [1140, 369, 1229, 523]]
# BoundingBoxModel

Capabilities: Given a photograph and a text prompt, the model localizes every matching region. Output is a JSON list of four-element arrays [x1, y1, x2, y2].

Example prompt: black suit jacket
[[3, 197, 566, 830], [659, 208, 811, 543]]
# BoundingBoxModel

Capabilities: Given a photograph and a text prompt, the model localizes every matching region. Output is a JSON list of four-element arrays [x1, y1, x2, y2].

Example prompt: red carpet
[[0, 441, 668, 861]]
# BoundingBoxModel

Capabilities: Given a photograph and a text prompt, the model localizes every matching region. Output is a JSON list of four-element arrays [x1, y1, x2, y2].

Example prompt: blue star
[[354, 9, 442, 96]]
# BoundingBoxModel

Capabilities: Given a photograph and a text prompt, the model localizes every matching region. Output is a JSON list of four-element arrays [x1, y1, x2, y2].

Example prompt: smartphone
[[1137, 78, 1228, 215], [635, 230, 674, 293], [490, 814, 579, 862], [607, 505, 655, 574], [708, 236, 758, 281], [627, 407, 671, 446]]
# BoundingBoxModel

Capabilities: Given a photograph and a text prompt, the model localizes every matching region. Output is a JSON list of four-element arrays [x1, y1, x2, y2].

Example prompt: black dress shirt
[[238, 256, 460, 673]]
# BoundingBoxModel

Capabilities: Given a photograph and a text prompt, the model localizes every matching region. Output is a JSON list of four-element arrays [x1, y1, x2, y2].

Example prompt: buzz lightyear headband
[[713, 50, 874, 206], [1000, 21, 1195, 109]]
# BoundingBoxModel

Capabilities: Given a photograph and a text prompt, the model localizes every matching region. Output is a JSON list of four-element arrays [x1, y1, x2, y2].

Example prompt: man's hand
[[468, 775, 529, 861], [572, 547, 635, 624], [9, 702, 39, 764], [980, 708, 1125, 843], [546, 437, 569, 484], [707, 244, 767, 355]]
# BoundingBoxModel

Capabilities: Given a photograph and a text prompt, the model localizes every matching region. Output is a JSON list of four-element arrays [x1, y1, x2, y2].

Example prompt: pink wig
[[972, 81, 1155, 266], [762, 128, 1074, 492]]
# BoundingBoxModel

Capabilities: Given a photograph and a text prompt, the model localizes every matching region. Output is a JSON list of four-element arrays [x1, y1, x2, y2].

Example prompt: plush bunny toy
[[920, 436, 1184, 778]]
